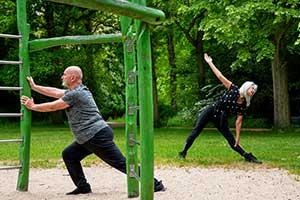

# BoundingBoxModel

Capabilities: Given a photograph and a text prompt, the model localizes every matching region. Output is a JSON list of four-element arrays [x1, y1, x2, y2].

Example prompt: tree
[[174, 0, 207, 89], [201, 0, 300, 128], [151, 0, 179, 113]]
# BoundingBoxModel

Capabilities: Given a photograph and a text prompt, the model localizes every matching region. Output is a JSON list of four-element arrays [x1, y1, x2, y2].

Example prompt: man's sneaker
[[154, 180, 166, 192], [244, 152, 262, 164], [178, 151, 186, 159], [66, 187, 92, 195]]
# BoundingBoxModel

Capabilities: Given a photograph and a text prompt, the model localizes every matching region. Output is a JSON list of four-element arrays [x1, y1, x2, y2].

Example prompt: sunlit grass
[[0, 125, 299, 175]]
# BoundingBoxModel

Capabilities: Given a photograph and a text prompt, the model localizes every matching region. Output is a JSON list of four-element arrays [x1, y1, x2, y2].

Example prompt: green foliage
[[167, 84, 224, 127], [1, 0, 300, 126], [201, 0, 300, 66], [296, 22, 300, 45], [0, 1, 16, 33], [157, 102, 177, 126], [90, 45, 125, 119], [167, 109, 196, 127]]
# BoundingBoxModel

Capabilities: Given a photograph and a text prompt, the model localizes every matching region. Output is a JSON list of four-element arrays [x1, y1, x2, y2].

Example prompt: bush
[[167, 84, 224, 127], [158, 103, 177, 126], [227, 116, 272, 128], [166, 111, 195, 127]]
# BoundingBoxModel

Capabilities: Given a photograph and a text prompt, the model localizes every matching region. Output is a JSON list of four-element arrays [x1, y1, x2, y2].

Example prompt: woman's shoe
[[66, 187, 92, 195], [244, 152, 262, 164], [178, 151, 187, 159]]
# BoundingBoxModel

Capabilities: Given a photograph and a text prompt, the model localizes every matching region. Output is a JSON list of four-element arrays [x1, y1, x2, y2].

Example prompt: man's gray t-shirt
[[61, 84, 108, 144]]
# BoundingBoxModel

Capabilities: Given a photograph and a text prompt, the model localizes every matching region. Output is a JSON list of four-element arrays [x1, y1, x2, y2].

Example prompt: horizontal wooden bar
[[0, 34, 22, 39], [0, 60, 22, 65], [0, 139, 23, 143], [47, 0, 165, 25], [0, 113, 22, 117], [29, 33, 123, 52], [0, 86, 22, 91]]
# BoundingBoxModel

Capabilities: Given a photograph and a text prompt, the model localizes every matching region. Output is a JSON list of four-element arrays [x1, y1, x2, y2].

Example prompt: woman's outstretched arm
[[204, 53, 232, 89], [235, 115, 243, 147]]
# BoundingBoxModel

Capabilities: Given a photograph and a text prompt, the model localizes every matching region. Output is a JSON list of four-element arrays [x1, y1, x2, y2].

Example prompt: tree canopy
[[0, 0, 299, 128]]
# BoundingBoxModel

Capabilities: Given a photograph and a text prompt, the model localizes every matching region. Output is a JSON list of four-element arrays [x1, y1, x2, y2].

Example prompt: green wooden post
[[135, 0, 154, 198], [17, 0, 32, 191], [137, 24, 154, 200], [121, 16, 139, 198]]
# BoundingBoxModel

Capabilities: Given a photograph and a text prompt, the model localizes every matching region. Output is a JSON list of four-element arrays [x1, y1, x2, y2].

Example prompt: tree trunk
[[151, 44, 160, 127], [175, 14, 206, 94], [167, 26, 177, 112], [44, 2, 64, 124], [44, 2, 55, 37], [194, 35, 205, 89], [272, 34, 290, 128], [83, 17, 97, 94]]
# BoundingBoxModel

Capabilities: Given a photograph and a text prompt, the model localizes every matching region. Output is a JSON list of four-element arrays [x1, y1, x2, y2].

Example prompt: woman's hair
[[239, 81, 258, 107]]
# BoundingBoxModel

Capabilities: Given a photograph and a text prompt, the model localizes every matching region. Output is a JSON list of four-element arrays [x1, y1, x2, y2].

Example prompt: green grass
[[0, 125, 300, 175]]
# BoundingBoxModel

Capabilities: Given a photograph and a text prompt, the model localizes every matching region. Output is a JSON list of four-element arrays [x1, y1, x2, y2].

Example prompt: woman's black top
[[212, 83, 246, 117]]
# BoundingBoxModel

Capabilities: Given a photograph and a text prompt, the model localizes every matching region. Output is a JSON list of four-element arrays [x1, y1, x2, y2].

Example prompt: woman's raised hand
[[204, 53, 213, 64]]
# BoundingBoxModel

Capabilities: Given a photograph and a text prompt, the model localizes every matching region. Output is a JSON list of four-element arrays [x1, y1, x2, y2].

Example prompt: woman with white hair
[[178, 53, 262, 164]]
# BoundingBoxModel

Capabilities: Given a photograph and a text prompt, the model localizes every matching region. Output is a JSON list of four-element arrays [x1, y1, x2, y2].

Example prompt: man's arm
[[27, 77, 66, 98], [235, 115, 243, 147], [204, 53, 232, 89], [21, 95, 69, 112]]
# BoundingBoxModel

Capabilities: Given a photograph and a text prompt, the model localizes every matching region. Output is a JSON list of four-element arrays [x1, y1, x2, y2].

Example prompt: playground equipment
[[0, 0, 165, 200], [0, 0, 31, 191]]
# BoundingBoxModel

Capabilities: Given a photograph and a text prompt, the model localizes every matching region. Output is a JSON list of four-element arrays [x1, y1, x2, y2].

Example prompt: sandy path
[[1, 166, 300, 200]]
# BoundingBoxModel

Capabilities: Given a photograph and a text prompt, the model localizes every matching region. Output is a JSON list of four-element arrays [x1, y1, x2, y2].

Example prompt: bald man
[[21, 66, 165, 195]]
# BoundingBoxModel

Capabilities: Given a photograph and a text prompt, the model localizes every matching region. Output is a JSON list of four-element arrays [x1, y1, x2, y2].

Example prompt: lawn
[[0, 125, 299, 174]]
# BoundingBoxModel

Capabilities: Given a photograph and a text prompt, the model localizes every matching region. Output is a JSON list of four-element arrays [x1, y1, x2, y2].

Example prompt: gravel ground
[[1, 166, 300, 200]]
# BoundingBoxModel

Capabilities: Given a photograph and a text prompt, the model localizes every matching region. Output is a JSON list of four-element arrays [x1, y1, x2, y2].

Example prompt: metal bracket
[[125, 38, 135, 53], [129, 164, 140, 181], [128, 104, 139, 115], [128, 71, 137, 84], [125, 24, 136, 53], [136, 23, 147, 42], [128, 133, 140, 146]]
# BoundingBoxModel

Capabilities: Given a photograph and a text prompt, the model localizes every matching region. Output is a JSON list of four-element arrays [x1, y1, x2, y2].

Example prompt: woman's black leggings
[[182, 105, 246, 156]]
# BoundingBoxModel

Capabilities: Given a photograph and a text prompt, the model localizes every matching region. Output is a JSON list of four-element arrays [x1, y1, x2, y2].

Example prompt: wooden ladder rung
[[0, 34, 21, 39], [0, 60, 22, 65], [0, 165, 22, 170], [0, 86, 22, 91], [0, 139, 23, 143], [0, 113, 23, 117]]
